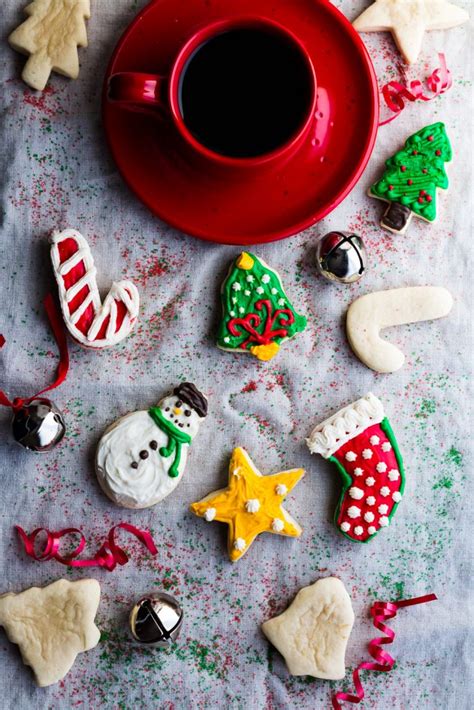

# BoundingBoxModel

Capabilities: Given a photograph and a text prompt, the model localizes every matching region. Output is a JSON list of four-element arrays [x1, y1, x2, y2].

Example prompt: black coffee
[[179, 28, 312, 158]]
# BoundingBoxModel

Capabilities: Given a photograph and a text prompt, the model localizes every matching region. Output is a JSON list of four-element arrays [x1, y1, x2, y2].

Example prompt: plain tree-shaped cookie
[[0, 578, 100, 686], [8, 0, 91, 91]]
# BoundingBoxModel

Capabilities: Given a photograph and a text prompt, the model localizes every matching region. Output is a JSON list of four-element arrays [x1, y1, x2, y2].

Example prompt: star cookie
[[262, 577, 354, 680], [353, 0, 469, 64], [190, 447, 304, 561], [0, 578, 100, 686]]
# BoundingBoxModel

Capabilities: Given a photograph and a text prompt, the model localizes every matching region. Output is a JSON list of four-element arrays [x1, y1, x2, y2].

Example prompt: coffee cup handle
[[107, 72, 167, 109]]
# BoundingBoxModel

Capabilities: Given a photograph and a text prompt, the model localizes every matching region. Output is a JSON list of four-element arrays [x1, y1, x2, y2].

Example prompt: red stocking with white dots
[[307, 393, 404, 542]]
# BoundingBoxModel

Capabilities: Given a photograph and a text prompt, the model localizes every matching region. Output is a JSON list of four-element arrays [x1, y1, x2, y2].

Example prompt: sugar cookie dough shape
[[190, 447, 304, 561], [307, 393, 405, 542], [9, 0, 91, 91], [353, 0, 469, 65], [0, 578, 100, 687], [262, 577, 354, 680], [346, 286, 453, 373]]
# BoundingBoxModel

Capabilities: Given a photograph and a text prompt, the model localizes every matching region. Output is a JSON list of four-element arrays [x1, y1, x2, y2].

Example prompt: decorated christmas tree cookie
[[217, 252, 307, 361], [306, 393, 404, 543], [370, 123, 452, 234]]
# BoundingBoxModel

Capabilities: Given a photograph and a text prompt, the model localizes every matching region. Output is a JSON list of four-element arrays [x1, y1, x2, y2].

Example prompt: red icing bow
[[16, 522, 158, 571], [380, 54, 452, 126], [228, 299, 295, 349], [332, 593, 438, 708]]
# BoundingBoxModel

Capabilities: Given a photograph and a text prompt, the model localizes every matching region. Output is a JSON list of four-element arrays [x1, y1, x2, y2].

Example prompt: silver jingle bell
[[129, 592, 183, 647], [11, 397, 66, 452], [316, 231, 367, 284]]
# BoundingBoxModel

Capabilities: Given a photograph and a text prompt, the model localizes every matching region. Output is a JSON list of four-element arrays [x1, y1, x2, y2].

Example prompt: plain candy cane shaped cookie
[[346, 286, 453, 373]]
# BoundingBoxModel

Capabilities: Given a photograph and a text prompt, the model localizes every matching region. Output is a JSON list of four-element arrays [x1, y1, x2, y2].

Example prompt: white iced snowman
[[95, 383, 208, 509]]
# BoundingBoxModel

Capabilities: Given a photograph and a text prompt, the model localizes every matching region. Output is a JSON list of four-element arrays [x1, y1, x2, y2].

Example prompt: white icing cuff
[[306, 393, 385, 459]]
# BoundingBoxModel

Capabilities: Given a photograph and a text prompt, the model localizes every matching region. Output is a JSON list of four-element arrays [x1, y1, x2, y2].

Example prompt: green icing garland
[[216, 252, 307, 361], [370, 122, 452, 223]]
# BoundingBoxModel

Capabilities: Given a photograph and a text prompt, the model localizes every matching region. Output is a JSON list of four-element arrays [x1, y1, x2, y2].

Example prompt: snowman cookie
[[96, 383, 208, 509]]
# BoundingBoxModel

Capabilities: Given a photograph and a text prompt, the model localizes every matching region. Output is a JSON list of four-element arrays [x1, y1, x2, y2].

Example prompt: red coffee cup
[[107, 16, 317, 170]]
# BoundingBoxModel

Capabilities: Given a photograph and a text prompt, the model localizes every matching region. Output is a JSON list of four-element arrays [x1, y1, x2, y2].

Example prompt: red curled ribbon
[[332, 593, 438, 708], [379, 53, 452, 126], [0, 293, 69, 411], [15, 522, 158, 571]]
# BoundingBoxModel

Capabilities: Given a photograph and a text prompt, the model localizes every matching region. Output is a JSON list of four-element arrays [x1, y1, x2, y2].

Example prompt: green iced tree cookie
[[370, 122, 452, 234], [217, 252, 307, 361]]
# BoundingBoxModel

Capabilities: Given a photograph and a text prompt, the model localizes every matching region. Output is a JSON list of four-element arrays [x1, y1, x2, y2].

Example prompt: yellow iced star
[[190, 447, 304, 562], [353, 0, 469, 64]]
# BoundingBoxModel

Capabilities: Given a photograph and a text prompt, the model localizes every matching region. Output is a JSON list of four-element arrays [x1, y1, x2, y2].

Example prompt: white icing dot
[[379, 516, 389, 527], [261, 274, 270, 284], [376, 462, 388, 473], [378, 504, 389, 515], [246, 275, 254, 283], [244, 289, 251, 296], [256, 286, 264, 295], [365, 477, 375, 486], [223, 337, 230, 343], [340, 522, 351, 532], [380, 486, 390, 497], [364, 511, 375, 523], [275, 484, 287, 496], [392, 491, 402, 503], [204, 507, 216, 522], [230, 310, 236, 317], [232, 282, 241, 291], [354, 467, 363, 477], [370, 435, 380, 445], [234, 537, 246, 551], [239, 307, 245, 314], [347, 505, 361, 519], [271, 287, 278, 295], [278, 298, 285, 306], [388, 469, 400, 481], [354, 526, 364, 536], [245, 499, 260, 513], [368, 526, 377, 535], [382, 442, 392, 452], [232, 297, 237, 304], [271, 518, 285, 532], [345, 451, 357, 462], [362, 448, 373, 459], [349, 486, 364, 500], [366, 496, 376, 506]]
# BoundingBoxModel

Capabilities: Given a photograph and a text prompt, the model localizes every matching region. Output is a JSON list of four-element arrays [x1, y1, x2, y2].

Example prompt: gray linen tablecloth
[[0, 1, 472, 708]]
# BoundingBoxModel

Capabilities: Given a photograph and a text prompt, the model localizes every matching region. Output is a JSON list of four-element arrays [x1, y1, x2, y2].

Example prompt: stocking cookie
[[217, 252, 307, 361], [353, 0, 469, 65], [262, 577, 354, 680], [369, 123, 452, 234], [0, 578, 100, 686], [51, 229, 139, 349], [9, 0, 91, 91], [96, 383, 208, 509], [190, 447, 304, 561], [307, 393, 404, 542]]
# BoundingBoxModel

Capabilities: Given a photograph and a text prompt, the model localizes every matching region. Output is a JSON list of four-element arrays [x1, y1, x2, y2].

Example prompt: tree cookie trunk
[[381, 202, 413, 235]]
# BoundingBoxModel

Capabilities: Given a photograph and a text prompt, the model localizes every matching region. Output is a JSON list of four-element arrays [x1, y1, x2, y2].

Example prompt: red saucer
[[102, 0, 379, 244]]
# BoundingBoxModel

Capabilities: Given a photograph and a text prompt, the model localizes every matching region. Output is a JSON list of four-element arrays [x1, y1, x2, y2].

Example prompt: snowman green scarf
[[148, 406, 192, 478]]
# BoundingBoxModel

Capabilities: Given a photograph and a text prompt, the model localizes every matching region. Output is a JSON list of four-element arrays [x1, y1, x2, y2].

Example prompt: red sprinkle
[[412, 150, 418, 155], [388, 184, 394, 190], [427, 135, 434, 141], [407, 179, 413, 185], [426, 195, 432, 202], [422, 169, 428, 174], [435, 149, 441, 156], [400, 165, 407, 172], [418, 197, 424, 203], [420, 190, 426, 196]]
